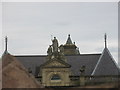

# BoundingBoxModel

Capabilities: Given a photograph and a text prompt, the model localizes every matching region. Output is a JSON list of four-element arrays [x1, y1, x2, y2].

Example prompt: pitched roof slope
[[92, 47, 120, 76], [15, 55, 47, 76], [67, 54, 100, 76], [15, 54, 101, 76], [2, 53, 42, 88]]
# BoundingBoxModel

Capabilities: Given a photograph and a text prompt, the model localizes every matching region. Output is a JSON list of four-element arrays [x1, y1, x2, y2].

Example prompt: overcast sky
[[1, 2, 119, 65]]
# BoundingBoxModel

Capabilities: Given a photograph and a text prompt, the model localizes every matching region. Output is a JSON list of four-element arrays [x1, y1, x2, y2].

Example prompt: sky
[[1, 2, 119, 65]]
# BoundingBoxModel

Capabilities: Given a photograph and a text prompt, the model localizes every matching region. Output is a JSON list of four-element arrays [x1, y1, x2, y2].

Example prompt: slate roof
[[92, 47, 120, 76], [66, 54, 101, 76], [15, 54, 101, 76], [15, 55, 47, 76]]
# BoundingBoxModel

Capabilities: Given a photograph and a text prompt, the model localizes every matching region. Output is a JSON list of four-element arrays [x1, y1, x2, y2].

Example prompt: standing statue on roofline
[[47, 45, 52, 56], [59, 45, 64, 55], [80, 65, 86, 76], [52, 37, 59, 53]]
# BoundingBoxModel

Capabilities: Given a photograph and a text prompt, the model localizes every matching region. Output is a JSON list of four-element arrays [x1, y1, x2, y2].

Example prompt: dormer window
[[51, 74, 61, 80]]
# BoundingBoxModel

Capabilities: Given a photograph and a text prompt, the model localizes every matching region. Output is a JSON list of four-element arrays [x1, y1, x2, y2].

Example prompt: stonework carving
[[52, 37, 59, 53], [47, 45, 52, 57], [41, 36, 78, 86], [59, 45, 64, 55], [47, 37, 66, 61], [80, 65, 86, 75], [43, 60, 66, 67], [41, 68, 71, 86]]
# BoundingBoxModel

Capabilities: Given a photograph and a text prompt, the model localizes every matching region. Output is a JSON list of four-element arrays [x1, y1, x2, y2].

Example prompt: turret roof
[[66, 34, 73, 44], [91, 47, 120, 76]]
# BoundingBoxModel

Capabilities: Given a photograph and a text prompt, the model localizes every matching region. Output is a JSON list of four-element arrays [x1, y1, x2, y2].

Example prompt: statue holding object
[[52, 37, 59, 53]]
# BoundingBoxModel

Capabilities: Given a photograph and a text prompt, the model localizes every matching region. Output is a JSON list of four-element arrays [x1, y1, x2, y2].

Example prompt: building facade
[[13, 34, 120, 87]]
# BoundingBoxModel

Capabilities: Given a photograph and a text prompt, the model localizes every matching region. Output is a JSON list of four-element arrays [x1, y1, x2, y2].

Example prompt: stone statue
[[80, 65, 86, 75], [47, 45, 52, 56], [79, 65, 86, 86], [52, 37, 58, 52], [59, 44, 66, 61], [59, 45, 64, 55]]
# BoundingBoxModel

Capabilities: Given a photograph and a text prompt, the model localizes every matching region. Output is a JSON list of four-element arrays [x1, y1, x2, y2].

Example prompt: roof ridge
[[14, 54, 101, 57], [65, 53, 101, 56], [15, 55, 47, 57], [91, 48, 105, 75], [80, 53, 101, 55]]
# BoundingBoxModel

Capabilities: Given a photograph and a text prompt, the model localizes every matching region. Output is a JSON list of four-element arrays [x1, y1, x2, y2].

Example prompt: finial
[[66, 34, 72, 44], [104, 33, 107, 48], [5, 36, 8, 53], [74, 42, 75, 44], [68, 34, 70, 37], [51, 35, 53, 41]]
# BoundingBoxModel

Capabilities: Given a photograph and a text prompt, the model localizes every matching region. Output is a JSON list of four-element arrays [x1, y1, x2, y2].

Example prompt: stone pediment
[[41, 59, 71, 68]]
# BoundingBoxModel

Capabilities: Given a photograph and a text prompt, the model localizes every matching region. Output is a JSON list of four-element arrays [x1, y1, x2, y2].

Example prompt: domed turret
[[63, 34, 80, 55]]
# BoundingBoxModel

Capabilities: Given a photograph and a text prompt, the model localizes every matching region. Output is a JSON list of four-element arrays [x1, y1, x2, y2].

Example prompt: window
[[51, 74, 61, 80]]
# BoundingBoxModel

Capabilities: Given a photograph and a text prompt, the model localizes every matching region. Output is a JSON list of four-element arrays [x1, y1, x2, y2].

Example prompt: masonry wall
[[41, 68, 71, 86]]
